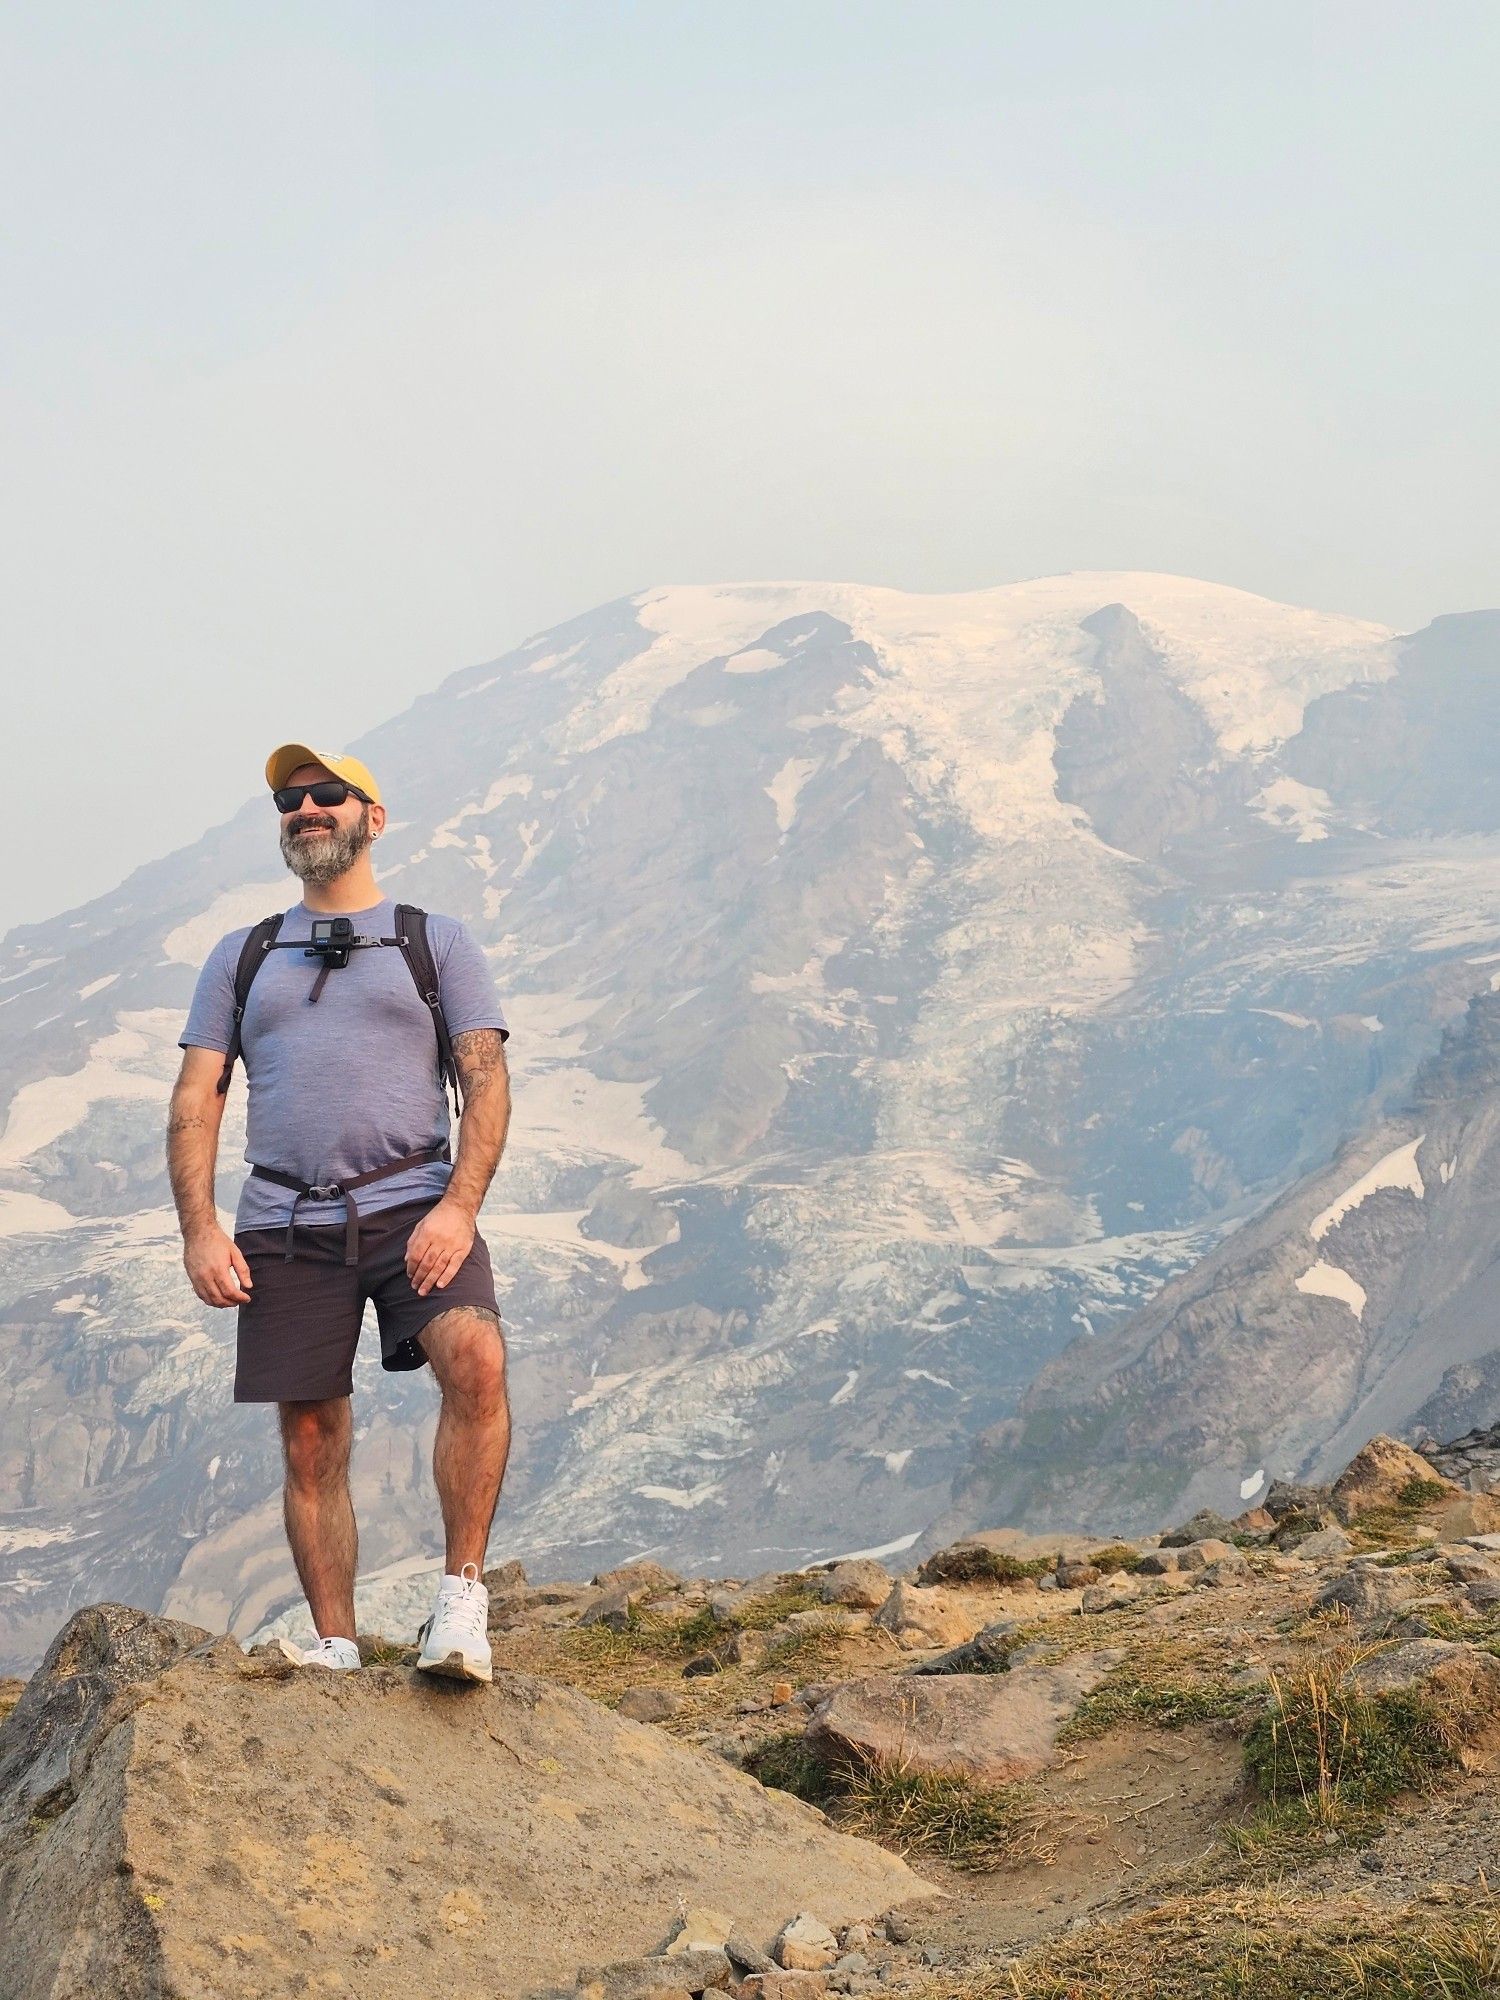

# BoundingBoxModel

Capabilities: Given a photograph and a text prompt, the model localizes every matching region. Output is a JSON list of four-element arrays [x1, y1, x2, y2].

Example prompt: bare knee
[[278, 1398, 352, 1490], [425, 1309, 508, 1414]]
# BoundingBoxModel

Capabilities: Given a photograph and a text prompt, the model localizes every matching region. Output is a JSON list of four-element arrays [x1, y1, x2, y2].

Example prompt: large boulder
[[1348, 1638, 1500, 1705], [805, 1654, 1121, 1785], [0, 1603, 936, 2000], [1330, 1436, 1460, 1524], [871, 1583, 979, 1651], [814, 1563, 892, 1611], [1315, 1563, 1458, 1627]]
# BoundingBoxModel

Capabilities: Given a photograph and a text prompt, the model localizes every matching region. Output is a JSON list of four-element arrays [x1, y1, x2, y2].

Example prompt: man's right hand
[[184, 1225, 254, 1308]]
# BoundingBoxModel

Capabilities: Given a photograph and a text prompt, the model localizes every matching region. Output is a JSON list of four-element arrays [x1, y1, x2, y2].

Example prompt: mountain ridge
[[1, 572, 1494, 1674]]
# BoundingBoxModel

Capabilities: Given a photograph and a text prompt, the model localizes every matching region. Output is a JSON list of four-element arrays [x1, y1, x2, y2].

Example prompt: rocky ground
[[2, 1431, 1499, 1997]]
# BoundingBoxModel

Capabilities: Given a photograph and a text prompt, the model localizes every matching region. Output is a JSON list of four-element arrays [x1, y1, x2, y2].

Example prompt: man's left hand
[[405, 1197, 476, 1298]]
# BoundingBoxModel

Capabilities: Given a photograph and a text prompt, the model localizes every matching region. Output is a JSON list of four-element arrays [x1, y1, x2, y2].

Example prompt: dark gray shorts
[[232, 1196, 501, 1403]]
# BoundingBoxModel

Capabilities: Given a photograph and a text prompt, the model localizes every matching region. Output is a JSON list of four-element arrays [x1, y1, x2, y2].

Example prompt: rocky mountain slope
[[958, 951, 1500, 1545], [3, 576, 1499, 1673], [3, 1431, 1498, 1998]]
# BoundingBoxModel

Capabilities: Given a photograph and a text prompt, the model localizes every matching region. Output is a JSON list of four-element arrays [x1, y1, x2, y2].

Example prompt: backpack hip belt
[[250, 1144, 452, 1266]]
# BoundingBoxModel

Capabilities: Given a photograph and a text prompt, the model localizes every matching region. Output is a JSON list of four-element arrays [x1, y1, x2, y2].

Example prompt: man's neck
[[297, 865, 386, 914]]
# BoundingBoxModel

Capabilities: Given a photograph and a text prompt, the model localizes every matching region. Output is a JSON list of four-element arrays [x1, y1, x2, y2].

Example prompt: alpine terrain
[[2, 574, 1498, 1674]]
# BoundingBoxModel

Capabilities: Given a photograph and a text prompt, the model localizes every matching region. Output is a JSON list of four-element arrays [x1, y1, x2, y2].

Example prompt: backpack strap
[[393, 904, 462, 1117], [216, 913, 285, 1095]]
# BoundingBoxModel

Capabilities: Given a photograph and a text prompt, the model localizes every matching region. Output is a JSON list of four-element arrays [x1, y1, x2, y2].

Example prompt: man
[[167, 743, 512, 1681]]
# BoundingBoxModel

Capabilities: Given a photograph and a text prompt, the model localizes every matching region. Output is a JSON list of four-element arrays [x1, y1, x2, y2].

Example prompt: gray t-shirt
[[180, 894, 509, 1234]]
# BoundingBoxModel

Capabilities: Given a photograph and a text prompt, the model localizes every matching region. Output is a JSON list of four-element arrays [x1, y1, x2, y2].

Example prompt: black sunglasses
[[273, 780, 373, 813]]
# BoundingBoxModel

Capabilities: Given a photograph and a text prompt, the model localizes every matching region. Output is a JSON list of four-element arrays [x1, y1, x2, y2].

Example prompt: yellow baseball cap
[[265, 743, 383, 806]]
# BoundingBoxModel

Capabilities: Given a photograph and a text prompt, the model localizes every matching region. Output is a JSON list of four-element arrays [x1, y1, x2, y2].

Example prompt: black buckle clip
[[307, 1182, 343, 1201]]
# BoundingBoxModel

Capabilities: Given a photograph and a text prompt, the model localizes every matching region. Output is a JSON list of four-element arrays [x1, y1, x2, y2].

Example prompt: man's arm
[[405, 1028, 512, 1298], [167, 1046, 253, 1307]]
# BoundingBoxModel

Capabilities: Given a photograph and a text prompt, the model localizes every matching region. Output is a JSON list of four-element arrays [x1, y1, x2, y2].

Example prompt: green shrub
[[919, 1547, 1052, 1587]]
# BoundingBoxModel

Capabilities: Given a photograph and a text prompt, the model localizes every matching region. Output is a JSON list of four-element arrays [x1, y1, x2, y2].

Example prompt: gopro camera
[[305, 916, 355, 969]]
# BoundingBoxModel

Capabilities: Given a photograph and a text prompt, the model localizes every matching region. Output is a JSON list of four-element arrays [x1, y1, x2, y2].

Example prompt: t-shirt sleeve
[[179, 933, 241, 1054], [435, 920, 510, 1041]]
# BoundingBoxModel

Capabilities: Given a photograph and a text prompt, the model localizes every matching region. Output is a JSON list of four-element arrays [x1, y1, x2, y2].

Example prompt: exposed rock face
[[0, 1606, 935, 2000], [814, 1563, 893, 1611], [1329, 1435, 1458, 1524], [871, 1584, 978, 1652], [805, 1655, 1121, 1784], [1418, 1422, 1500, 1495], [954, 973, 1500, 1541]]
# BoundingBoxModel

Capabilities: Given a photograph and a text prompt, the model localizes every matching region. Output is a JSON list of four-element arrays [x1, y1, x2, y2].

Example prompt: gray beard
[[280, 805, 374, 887]]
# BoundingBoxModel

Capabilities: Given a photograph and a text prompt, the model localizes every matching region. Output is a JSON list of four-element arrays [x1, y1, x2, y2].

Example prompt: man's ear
[[370, 802, 388, 839]]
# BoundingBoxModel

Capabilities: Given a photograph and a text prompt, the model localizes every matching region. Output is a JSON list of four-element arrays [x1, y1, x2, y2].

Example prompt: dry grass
[[743, 1730, 1067, 1872], [931, 1886, 1500, 1999], [1222, 1633, 1500, 1867]]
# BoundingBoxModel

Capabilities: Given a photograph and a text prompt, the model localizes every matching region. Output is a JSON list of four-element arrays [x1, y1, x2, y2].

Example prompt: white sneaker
[[415, 1562, 492, 1683], [276, 1634, 361, 1670]]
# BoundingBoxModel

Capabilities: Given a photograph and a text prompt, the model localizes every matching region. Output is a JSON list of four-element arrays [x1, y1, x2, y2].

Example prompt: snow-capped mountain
[[2, 575, 1496, 1672]]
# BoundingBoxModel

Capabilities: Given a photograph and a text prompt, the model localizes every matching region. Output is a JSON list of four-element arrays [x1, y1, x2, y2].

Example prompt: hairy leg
[[277, 1397, 357, 1639], [419, 1306, 511, 1573]]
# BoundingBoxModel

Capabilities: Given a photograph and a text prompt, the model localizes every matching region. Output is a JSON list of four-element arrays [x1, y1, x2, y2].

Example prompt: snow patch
[[1310, 1137, 1425, 1241], [0, 1011, 182, 1167], [903, 1368, 956, 1391], [818, 1529, 923, 1565], [162, 883, 286, 966], [1296, 1260, 1367, 1320], [78, 974, 118, 1000], [829, 1369, 859, 1407], [1250, 776, 1332, 842], [633, 1481, 723, 1511], [765, 757, 821, 834], [1240, 1469, 1266, 1501], [723, 647, 785, 674]]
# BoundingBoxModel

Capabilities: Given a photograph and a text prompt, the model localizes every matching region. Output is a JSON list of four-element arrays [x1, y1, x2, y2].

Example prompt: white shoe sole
[[415, 1646, 493, 1683]]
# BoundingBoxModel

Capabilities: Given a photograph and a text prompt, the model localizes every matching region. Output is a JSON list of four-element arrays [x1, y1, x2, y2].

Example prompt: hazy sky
[[4, 3, 1497, 934]]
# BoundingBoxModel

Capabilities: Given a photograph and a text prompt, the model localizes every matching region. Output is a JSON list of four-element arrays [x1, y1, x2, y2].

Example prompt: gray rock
[[815, 1562, 892, 1611], [807, 1653, 1122, 1784], [776, 1913, 840, 1971], [1176, 1539, 1242, 1571], [575, 1950, 730, 1999], [1135, 1548, 1183, 1575], [725, 1934, 777, 1975], [583, 1586, 644, 1631], [616, 1685, 686, 1723], [1161, 1510, 1235, 1548], [592, 1560, 684, 1595], [1054, 1561, 1101, 1589], [906, 1621, 1019, 1677], [0, 1602, 213, 1838], [1292, 1527, 1355, 1560], [1081, 1576, 1143, 1612], [1349, 1638, 1500, 1700], [1315, 1565, 1452, 1625]]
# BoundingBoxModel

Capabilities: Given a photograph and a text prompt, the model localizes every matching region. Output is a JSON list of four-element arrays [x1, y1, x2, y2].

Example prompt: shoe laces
[[438, 1562, 488, 1642], [311, 1635, 356, 1664]]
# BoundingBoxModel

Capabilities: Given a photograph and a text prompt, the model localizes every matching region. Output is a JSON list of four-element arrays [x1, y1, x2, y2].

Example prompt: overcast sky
[[3, 3, 1497, 934]]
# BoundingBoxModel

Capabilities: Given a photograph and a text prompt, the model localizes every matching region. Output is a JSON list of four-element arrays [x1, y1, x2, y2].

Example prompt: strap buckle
[[306, 1182, 343, 1201]]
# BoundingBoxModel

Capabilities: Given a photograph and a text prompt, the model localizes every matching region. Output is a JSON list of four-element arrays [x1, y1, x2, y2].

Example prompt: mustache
[[291, 818, 337, 835]]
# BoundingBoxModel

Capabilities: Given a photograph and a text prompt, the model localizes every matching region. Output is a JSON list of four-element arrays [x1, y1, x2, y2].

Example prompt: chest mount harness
[[215, 905, 464, 1265]]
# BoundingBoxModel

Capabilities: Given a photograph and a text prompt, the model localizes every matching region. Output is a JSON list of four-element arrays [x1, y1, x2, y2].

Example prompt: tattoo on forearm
[[452, 1028, 509, 1098]]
